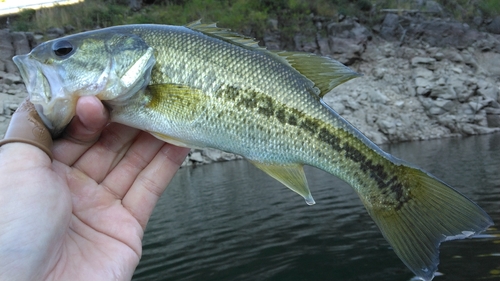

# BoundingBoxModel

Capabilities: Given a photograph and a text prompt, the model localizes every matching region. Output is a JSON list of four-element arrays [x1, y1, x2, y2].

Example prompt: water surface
[[133, 133, 500, 281]]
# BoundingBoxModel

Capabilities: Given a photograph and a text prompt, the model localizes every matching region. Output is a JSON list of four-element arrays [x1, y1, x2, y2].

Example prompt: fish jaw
[[13, 54, 76, 136]]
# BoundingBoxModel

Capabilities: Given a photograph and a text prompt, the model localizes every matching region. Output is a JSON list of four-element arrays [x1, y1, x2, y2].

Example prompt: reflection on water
[[133, 134, 500, 281]]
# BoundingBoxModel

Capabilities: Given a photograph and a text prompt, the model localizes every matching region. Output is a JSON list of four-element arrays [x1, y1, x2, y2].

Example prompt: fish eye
[[52, 40, 74, 57]]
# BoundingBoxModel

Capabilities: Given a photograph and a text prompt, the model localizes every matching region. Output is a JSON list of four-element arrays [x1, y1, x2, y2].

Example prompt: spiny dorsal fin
[[186, 20, 264, 51], [274, 51, 362, 98]]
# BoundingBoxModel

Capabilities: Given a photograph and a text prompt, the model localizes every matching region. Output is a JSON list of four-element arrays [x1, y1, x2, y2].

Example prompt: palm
[[0, 97, 189, 281]]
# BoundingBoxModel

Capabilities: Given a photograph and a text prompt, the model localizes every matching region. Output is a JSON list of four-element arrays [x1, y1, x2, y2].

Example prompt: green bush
[[8, 0, 500, 37]]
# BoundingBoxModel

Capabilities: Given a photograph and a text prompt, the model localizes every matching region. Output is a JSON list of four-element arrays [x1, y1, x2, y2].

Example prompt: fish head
[[13, 29, 156, 136]]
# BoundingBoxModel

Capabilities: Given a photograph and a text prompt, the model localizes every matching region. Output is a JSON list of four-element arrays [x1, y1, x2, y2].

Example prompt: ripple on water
[[134, 133, 500, 281]]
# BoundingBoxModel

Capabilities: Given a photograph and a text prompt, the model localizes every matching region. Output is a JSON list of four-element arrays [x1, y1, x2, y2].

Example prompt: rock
[[428, 106, 445, 115], [411, 57, 436, 69], [34, 34, 44, 42], [477, 52, 500, 77], [450, 78, 475, 102], [369, 89, 389, 104], [64, 25, 76, 34], [405, 17, 484, 49], [486, 16, 500, 34], [433, 99, 455, 111], [469, 101, 486, 112], [326, 18, 371, 44], [430, 85, 456, 100], [460, 124, 476, 135], [203, 148, 239, 162], [473, 34, 500, 52], [473, 16, 483, 27], [11, 32, 31, 56], [3, 73, 22, 85], [380, 13, 403, 41], [424, 0, 443, 14], [263, 31, 281, 50], [371, 67, 385, 80], [268, 19, 278, 31], [487, 114, 500, 127], [477, 80, 499, 101], [317, 36, 331, 56], [444, 50, 463, 63], [377, 118, 397, 135], [486, 107, 500, 115], [329, 102, 345, 115], [7, 103, 19, 111], [189, 151, 204, 163], [129, 0, 142, 11], [328, 37, 364, 65], [345, 98, 360, 110], [294, 34, 317, 53], [327, 21, 355, 37], [434, 52, 445, 61], [413, 67, 433, 78], [415, 77, 433, 88], [0, 29, 16, 73], [46, 27, 65, 38]]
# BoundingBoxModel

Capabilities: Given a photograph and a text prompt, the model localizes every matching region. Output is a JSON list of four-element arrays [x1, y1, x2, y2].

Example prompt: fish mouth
[[13, 55, 73, 136]]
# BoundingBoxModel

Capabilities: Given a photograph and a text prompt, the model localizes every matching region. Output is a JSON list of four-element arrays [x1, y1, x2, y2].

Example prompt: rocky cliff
[[1, 13, 500, 165]]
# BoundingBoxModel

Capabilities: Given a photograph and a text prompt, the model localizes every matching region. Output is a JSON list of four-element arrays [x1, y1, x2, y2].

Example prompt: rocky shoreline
[[1, 12, 500, 165]]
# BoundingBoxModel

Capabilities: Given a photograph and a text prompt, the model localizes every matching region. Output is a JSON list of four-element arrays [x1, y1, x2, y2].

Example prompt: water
[[133, 134, 500, 281]]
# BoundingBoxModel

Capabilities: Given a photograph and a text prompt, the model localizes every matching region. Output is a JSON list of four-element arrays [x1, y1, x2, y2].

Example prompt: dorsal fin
[[274, 51, 362, 98], [186, 20, 264, 51], [186, 20, 361, 98]]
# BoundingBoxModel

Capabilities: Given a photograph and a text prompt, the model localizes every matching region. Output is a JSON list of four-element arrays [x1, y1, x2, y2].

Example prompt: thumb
[[0, 98, 53, 161]]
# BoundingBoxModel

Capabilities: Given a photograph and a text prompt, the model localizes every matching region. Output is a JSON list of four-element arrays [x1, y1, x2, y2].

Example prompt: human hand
[[0, 96, 190, 281]]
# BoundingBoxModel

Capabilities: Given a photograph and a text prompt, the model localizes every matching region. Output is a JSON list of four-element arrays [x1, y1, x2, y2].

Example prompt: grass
[[7, 0, 500, 39]]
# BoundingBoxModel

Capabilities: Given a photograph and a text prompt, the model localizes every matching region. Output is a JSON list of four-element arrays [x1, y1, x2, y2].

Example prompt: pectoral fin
[[146, 84, 208, 123], [250, 161, 315, 205]]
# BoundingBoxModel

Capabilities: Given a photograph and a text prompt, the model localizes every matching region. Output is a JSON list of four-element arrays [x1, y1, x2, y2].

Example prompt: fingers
[[121, 143, 190, 230], [101, 131, 165, 198], [72, 123, 140, 184], [53, 96, 109, 165]]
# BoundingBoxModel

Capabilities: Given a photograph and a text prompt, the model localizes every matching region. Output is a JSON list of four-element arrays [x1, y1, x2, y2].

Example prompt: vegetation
[[6, 0, 500, 39]]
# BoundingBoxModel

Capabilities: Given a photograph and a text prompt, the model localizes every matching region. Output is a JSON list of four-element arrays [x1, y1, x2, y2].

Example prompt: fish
[[12, 21, 493, 281]]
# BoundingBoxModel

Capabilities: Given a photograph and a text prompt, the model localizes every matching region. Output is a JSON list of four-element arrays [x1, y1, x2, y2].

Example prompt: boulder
[[380, 13, 403, 41], [11, 32, 31, 55], [328, 37, 364, 65], [0, 29, 16, 73], [417, 21, 481, 48], [263, 31, 281, 50], [486, 16, 500, 34], [424, 0, 443, 14]]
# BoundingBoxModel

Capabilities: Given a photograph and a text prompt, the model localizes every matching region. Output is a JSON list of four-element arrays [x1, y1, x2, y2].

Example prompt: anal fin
[[250, 161, 315, 205]]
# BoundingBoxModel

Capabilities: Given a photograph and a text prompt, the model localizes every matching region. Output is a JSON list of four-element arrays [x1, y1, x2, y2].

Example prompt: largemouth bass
[[12, 21, 493, 280]]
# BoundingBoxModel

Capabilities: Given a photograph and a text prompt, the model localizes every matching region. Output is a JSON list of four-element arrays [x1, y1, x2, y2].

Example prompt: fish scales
[[11, 22, 493, 281], [125, 25, 392, 180]]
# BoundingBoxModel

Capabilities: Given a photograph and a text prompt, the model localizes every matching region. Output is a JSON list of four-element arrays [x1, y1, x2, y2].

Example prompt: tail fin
[[363, 165, 493, 281]]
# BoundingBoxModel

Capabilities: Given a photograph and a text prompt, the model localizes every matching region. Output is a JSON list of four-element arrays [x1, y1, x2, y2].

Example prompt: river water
[[133, 133, 500, 281]]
